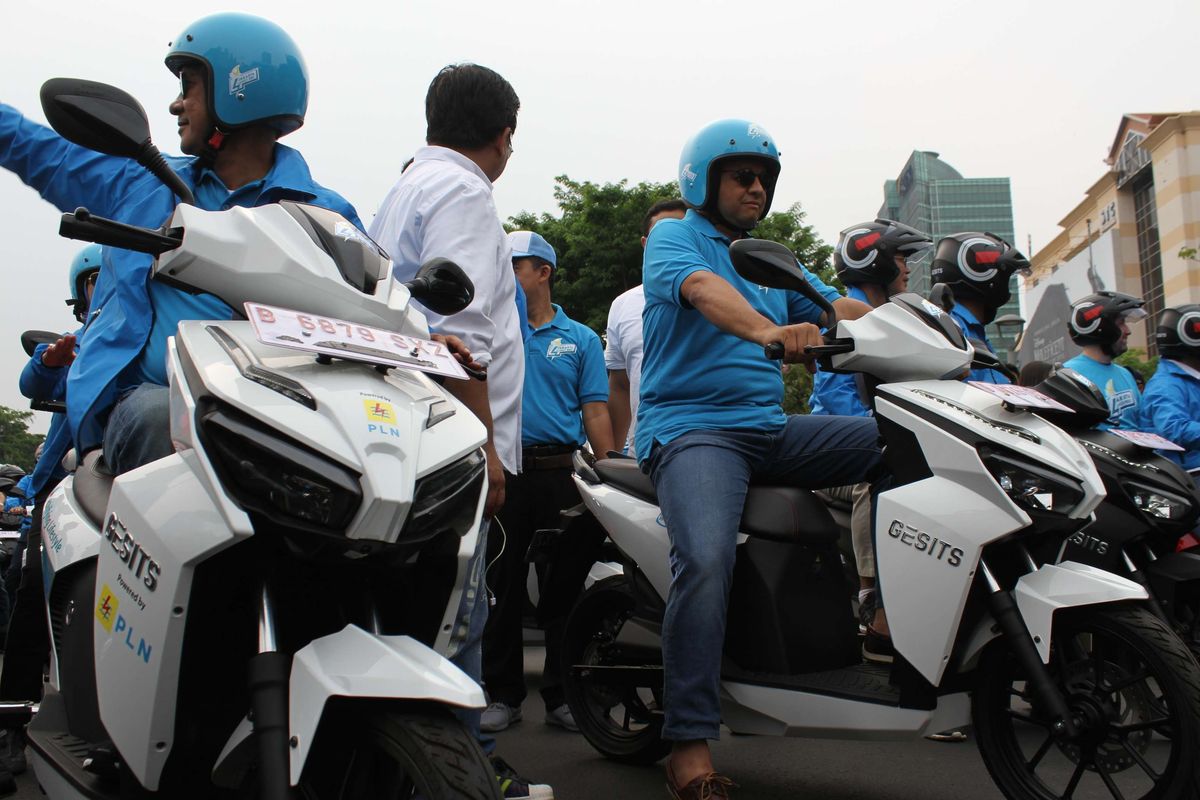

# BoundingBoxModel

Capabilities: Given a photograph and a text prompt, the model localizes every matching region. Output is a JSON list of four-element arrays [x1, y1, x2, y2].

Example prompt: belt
[[522, 444, 577, 471]]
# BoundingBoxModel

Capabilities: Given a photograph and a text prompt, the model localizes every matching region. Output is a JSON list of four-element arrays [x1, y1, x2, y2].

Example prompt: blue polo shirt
[[522, 304, 608, 447], [1063, 353, 1142, 430], [636, 210, 840, 463], [949, 304, 1010, 384], [810, 285, 871, 417]]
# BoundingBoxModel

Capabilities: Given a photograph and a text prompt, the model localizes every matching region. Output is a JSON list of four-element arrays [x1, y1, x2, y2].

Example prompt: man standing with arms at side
[[606, 199, 688, 454], [639, 119, 883, 798], [368, 63, 550, 800], [481, 231, 613, 734]]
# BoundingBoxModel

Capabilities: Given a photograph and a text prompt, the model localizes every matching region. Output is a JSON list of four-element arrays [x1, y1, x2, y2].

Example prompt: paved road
[[8, 644, 1003, 800]]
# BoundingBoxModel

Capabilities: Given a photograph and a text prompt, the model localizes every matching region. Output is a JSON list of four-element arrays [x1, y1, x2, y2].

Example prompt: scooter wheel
[[562, 577, 671, 765], [299, 702, 502, 799], [972, 604, 1200, 800]]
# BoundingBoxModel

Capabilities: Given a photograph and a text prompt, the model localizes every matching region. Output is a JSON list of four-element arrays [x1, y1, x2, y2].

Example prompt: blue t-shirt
[[635, 210, 840, 463], [949, 304, 1010, 385], [810, 285, 871, 417], [1063, 353, 1142, 430], [521, 304, 608, 447]]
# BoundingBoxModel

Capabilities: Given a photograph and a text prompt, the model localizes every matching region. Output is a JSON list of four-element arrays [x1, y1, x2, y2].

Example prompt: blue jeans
[[448, 518, 495, 756], [647, 415, 885, 742], [104, 383, 174, 474]]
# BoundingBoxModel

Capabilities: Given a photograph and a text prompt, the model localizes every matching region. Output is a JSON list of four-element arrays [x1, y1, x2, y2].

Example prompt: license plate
[[968, 381, 1074, 412], [1108, 429, 1185, 452], [245, 302, 467, 380]]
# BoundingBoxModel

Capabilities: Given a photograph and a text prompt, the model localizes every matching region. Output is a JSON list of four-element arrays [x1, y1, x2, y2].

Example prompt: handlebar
[[763, 341, 855, 361], [60, 207, 182, 255]]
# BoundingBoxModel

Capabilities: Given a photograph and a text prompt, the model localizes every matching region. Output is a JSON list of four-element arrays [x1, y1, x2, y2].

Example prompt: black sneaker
[[490, 755, 554, 800], [857, 590, 877, 635], [862, 626, 895, 664]]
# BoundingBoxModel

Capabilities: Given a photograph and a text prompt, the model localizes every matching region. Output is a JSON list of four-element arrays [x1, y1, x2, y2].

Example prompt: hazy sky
[[1, 0, 1196, 431]]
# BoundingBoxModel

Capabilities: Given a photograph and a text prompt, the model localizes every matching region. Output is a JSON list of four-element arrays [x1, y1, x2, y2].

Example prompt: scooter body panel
[[721, 682, 971, 740], [574, 479, 676, 599], [873, 381, 1105, 685], [1013, 561, 1148, 662], [285, 626, 486, 784], [93, 451, 247, 789]]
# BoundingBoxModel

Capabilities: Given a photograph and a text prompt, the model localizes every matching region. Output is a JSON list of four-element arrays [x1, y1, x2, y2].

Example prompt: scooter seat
[[593, 459, 840, 546], [74, 450, 114, 529]]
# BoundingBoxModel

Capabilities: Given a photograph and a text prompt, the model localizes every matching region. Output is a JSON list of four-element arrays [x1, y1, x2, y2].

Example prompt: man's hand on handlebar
[[760, 323, 823, 371]]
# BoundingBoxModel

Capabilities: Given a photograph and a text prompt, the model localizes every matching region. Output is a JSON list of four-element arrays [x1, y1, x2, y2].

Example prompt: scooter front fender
[[211, 625, 485, 787], [1014, 561, 1149, 662]]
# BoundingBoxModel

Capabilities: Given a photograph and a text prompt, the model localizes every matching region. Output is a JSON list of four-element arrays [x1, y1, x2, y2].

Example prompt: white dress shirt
[[369, 146, 524, 474], [604, 284, 645, 453]]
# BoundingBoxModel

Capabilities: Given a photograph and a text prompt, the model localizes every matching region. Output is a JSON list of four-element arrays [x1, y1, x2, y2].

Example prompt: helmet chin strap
[[195, 125, 228, 167]]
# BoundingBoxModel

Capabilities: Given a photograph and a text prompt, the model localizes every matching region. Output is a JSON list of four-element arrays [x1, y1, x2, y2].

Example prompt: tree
[[1116, 348, 1158, 385], [0, 406, 45, 472]]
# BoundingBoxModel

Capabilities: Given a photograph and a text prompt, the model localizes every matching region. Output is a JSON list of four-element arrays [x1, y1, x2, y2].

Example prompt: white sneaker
[[480, 701, 522, 732], [544, 703, 579, 732]]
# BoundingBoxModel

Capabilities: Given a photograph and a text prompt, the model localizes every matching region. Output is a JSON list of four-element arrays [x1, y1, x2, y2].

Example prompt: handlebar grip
[[463, 365, 488, 381], [764, 342, 784, 360], [60, 207, 182, 255]]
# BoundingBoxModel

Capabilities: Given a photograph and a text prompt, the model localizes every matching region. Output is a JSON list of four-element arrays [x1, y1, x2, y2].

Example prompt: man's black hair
[[641, 198, 688, 237], [425, 63, 519, 150]]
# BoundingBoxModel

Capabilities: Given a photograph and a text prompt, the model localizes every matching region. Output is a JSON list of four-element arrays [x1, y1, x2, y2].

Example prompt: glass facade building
[[879, 151, 1019, 361]]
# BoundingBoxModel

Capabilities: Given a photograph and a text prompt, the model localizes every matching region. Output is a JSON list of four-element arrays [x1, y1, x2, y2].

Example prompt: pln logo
[[546, 338, 577, 360], [228, 65, 261, 95], [364, 399, 397, 424], [95, 584, 119, 632]]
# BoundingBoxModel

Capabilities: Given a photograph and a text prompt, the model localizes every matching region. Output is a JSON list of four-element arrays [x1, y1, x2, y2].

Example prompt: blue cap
[[508, 231, 557, 269]]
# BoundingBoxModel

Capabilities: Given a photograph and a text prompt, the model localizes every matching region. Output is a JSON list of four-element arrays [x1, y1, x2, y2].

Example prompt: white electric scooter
[[560, 240, 1200, 799], [27, 79, 502, 799]]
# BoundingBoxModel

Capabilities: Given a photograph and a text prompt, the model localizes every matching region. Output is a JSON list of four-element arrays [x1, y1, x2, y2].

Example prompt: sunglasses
[[723, 167, 774, 190]]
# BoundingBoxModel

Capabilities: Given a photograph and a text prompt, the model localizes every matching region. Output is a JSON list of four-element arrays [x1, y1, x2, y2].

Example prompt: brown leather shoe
[[666, 762, 737, 799]]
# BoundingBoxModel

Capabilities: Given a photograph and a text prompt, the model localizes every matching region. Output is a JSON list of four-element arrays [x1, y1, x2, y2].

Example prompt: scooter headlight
[[1125, 482, 1193, 521], [981, 450, 1084, 515], [199, 404, 362, 532], [400, 449, 486, 545]]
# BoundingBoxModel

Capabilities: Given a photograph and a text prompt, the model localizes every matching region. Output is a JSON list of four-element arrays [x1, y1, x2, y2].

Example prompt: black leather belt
[[522, 444, 577, 471]]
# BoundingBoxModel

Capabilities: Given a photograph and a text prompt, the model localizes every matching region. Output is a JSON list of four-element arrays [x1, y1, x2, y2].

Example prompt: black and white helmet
[[1068, 291, 1147, 357], [834, 219, 932, 288], [930, 232, 1030, 313], [1154, 305, 1200, 360]]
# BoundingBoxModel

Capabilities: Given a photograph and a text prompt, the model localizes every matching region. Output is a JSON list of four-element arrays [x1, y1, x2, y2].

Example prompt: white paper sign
[[1108, 429, 1186, 452], [245, 302, 467, 380], [967, 382, 1074, 412]]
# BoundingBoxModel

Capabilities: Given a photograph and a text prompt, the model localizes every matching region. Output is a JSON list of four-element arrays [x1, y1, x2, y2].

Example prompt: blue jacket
[[0, 104, 361, 451], [810, 286, 871, 417], [1140, 359, 1200, 471], [20, 338, 77, 500], [949, 304, 1010, 385]]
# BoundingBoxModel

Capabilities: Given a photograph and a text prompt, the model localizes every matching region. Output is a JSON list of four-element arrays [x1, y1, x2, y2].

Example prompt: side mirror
[[21, 330, 61, 358], [403, 258, 475, 316], [929, 282, 955, 312], [728, 239, 836, 327], [966, 337, 1019, 383], [40, 78, 194, 204]]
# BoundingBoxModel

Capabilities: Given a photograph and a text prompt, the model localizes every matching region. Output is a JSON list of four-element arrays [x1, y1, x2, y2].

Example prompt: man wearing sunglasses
[[638, 119, 883, 798], [0, 13, 360, 475]]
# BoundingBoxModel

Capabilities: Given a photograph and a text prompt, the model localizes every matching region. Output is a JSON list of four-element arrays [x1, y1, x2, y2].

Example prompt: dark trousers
[[482, 459, 582, 711], [0, 492, 52, 701]]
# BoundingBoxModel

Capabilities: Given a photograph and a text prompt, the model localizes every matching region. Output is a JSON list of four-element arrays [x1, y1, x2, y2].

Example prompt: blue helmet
[[67, 244, 103, 322], [677, 119, 781, 221], [166, 13, 308, 136]]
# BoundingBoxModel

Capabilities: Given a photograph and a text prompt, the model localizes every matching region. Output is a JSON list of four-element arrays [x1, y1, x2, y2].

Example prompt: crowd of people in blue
[[0, 11, 1198, 800]]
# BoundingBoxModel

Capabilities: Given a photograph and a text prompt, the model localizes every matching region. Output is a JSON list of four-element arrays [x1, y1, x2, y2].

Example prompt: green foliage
[[1179, 246, 1198, 261], [507, 178, 836, 334], [782, 365, 816, 415], [1115, 348, 1158, 383], [0, 406, 45, 472]]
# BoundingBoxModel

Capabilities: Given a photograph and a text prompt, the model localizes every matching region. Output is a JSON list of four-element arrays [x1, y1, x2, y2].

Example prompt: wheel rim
[[991, 622, 1184, 799], [573, 606, 662, 743]]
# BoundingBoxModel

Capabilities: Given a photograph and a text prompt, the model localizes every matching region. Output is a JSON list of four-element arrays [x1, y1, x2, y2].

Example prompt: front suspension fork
[[249, 582, 294, 800]]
